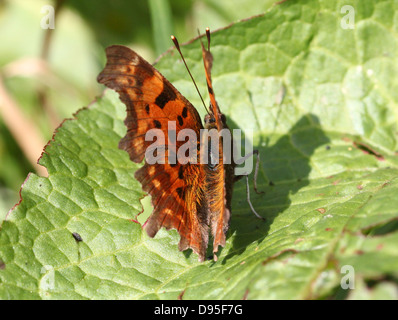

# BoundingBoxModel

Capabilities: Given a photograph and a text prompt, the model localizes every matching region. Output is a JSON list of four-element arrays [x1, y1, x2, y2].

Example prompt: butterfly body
[[203, 111, 236, 260], [98, 36, 236, 262]]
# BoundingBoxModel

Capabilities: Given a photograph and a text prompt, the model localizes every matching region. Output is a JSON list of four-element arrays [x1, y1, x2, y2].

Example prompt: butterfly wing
[[98, 45, 210, 261]]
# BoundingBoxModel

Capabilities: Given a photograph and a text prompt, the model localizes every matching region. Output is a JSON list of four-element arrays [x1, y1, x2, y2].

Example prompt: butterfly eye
[[204, 114, 216, 125]]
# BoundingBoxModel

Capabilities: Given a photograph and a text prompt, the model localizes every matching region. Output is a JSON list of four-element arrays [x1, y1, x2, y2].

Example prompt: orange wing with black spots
[[97, 45, 210, 261]]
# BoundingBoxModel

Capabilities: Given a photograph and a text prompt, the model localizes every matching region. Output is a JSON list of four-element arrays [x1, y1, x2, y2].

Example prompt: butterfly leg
[[251, 149, 263, 195], [234, 149, 263, 193], [245, 175, 265, 220], [235, 149, 265, 220]]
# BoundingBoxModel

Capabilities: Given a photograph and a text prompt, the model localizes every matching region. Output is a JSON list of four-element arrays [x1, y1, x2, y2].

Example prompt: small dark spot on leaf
[[340, 247, 346, 254], [178, 289, 185, 300], [269, 181, 275, 186], [242, 289, 249, 300], [353, 141, 384, 161], [72, 232, 83, 242], [325, 228, 333, 232], [326, 145, 331, 150], [317, 208, 326, 214], [357, 185, 363, 190], [0, 260, 5, 270], [355, 250, 364, 255]]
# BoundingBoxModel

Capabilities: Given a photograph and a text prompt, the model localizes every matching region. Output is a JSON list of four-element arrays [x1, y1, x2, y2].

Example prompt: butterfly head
[[199, 28, 229, 131], [172, 28, 227, 130], [204, 110, 227, 130]]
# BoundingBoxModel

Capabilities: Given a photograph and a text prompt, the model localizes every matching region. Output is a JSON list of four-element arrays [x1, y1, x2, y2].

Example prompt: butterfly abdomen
[[203, 120, 236, 259]]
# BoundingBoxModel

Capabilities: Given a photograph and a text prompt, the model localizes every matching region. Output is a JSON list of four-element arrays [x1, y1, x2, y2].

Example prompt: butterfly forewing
[[98, 45, 211, 261]]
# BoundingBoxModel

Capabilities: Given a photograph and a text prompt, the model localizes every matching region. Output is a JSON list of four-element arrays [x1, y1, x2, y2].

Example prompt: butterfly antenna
[[171, 35, 210, 115], [198, 28, 221, 120], [206, 27, 211, 52], [197, 27, 211, 51]]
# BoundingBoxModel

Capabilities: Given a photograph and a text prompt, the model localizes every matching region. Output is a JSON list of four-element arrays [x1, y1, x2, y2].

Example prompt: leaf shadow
[[218, 113, 330, 264]]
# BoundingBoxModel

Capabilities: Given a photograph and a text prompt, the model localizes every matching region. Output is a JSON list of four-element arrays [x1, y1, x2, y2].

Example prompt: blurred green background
[[0, 0, 279, 220]]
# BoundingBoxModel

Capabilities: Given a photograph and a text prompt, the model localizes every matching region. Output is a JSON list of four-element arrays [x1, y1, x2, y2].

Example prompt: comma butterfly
[[98, 28, 261, 262]]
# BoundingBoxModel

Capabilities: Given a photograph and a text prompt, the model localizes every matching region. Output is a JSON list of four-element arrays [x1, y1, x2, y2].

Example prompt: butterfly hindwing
[[137, 162, 209, 260]]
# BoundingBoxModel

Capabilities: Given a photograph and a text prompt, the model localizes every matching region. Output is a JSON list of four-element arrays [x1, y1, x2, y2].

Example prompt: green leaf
[[347, 278, 398, 300], [148, 0, 174, 55], [1, 0, 398, 299]]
